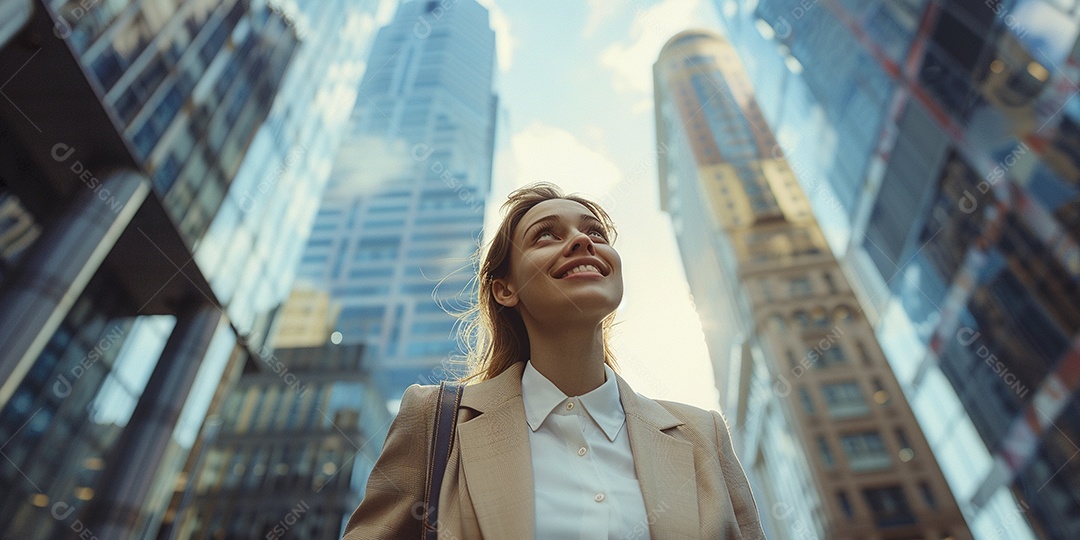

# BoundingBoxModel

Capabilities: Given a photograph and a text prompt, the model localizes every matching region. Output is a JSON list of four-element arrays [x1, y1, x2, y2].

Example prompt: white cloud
[[599, 0, 703, 95], [631, 98, 653, 115], [582, 124, 608, 150], [476, 0, 518, 71], [584, 0, 618, 37], [373, 0, 396, 26], [503, 122, 623, 197], [323, 135, 413, 198], [340, 9, 378, 48]]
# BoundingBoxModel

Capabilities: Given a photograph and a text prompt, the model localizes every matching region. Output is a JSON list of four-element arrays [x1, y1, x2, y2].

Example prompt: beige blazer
[[342, 361, 766, 539]]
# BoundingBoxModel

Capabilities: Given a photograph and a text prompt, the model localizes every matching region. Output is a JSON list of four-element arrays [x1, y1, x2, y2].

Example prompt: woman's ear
[[491, 278, 519, 308]]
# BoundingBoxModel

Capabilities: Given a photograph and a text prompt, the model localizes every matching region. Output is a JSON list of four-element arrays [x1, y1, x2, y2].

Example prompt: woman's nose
[[567, 232, 595, 254]]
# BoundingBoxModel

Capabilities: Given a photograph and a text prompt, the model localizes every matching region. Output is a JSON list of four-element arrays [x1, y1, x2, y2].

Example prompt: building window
[[405, 340, 454, 358], [410, 319, 455, 337], [792, 307, 830, 329], [821, 381, 869, 418], [823, 271, 837, 293], [790, 277, 813, 297], [816, 346, 847, 368], [856, 341, 873, 365], [862, 485, 916, 527], [840, 432, 892, 471], [896, 428, 915, 462], [798, 387, 815, 414], [895, 428, 912, 450], [919, 482, 936, 509], [818, 436, 834, 469], [872, 378, 890, 404], [837, 490, 854, 518]]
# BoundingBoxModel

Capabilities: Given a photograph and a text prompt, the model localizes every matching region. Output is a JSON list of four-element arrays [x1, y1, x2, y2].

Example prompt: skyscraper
[[711, 1, 1078, 537], [152, 0, 385, 535], [655, 29, 970, 539], [171, 342, 390, 539], [296, 0, 498, 401], [0, 0, 376, 537]]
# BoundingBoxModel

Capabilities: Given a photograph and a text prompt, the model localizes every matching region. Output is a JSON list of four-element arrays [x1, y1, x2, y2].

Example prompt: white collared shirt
[[521, 360, 651, 540]]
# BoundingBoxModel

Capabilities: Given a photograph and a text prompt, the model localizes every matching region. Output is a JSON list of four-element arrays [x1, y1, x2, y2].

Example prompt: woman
[[342, 183, 766, 539]]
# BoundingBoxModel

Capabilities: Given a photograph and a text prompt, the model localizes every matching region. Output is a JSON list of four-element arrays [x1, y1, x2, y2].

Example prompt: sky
[[470, 0, 727, 411]]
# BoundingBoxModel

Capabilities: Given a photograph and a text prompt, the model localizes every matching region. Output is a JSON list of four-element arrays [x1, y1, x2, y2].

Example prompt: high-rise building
[[296, 0, 498, 401], [710, 1, 1078, 537], [655, 29, 971, 539], [154, 3, 385, 532], [190, 0, 383, 348], [170, 342, 389, 539], [0, 0, 377, 537], [270, 286, 345, 349]]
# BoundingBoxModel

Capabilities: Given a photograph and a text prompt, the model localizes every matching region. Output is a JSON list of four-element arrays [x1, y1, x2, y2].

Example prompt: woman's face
[[492, 198, 623, 326]]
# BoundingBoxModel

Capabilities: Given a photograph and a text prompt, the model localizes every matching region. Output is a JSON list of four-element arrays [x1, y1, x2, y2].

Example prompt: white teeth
[[562, 264, 601, 278]]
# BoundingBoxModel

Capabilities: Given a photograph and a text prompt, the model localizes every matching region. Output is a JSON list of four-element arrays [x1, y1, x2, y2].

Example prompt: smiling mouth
[[558, 264, 603, 278]]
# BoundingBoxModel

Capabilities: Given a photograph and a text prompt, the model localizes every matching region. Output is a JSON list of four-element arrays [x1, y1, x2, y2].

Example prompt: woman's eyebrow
[[581, 214, 602, 226], [522, 215, 558, 240]]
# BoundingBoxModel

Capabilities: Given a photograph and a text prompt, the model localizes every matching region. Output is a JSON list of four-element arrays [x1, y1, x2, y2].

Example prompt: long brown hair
[[449, 182, 622, 384]]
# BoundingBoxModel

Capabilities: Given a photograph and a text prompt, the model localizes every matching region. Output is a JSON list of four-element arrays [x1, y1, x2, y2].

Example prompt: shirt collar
[[521, 359, 625, 442]]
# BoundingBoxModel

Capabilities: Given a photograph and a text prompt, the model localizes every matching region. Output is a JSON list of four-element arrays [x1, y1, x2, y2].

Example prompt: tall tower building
[[711, 1, 1078, 538], [655, 30, 970, 539], [171, 342, 390, 539], [0, 0, 378, 538], [296, 0, 498, 401]]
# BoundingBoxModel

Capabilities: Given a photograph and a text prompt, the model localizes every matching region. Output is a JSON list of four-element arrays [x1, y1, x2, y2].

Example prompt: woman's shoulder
[[387, 384, 444, 434], [397, 383, 442, 414], [649, 397, 721, 422], [648, 398, 731, 443]]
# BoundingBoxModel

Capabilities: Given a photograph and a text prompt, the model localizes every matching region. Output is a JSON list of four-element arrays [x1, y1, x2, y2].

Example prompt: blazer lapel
[[457, 362, 535, 539], [455, 363, 700, 539], [616, 373, 701, 538]]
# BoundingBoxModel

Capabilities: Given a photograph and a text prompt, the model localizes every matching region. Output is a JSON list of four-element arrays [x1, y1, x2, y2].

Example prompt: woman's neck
[[525, 322, 607, 397]]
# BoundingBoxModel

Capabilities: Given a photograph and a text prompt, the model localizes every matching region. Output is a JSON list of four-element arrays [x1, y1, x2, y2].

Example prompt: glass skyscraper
[[172, 342, 390, 539], [655, 29, 970, 539], [0, 0, 378, 538], [711, 0, 1078, 538], [191, 0, 382, 348], [296, 0, 499, 402]]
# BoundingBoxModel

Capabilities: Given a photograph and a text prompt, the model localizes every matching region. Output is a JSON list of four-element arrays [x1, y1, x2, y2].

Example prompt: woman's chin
[[545, 300, 620, 325]]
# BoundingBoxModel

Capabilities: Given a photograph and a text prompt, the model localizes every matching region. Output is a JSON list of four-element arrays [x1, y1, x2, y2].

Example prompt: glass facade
[[50, 0, 298, 243], [714, 0, 1079, 537], [0, 0, 379, 537], [655, 29, 970, 539], [174, 344, 390, 539], [296, 0, 498, 401], [0, 273, 158, 536], [0, 192, 39, 283], [193, 0, 382, 346]]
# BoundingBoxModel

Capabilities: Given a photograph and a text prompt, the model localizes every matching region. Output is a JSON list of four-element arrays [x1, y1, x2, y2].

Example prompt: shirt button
[[565, 402, 574, 410], [594, 493, 605, 502], [578, 447, 587, 456]]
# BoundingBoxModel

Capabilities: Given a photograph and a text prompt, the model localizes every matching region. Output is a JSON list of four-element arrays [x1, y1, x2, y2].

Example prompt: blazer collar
[[456, 362, 701, 539], [520, 359, 625, 442]]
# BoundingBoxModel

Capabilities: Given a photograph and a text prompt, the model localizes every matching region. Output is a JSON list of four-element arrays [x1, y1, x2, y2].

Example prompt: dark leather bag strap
[[422, 381, 463, 540]]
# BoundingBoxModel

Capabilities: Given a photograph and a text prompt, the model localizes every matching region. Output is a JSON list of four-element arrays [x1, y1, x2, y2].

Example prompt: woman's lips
[[559, 264, 603, 278]]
